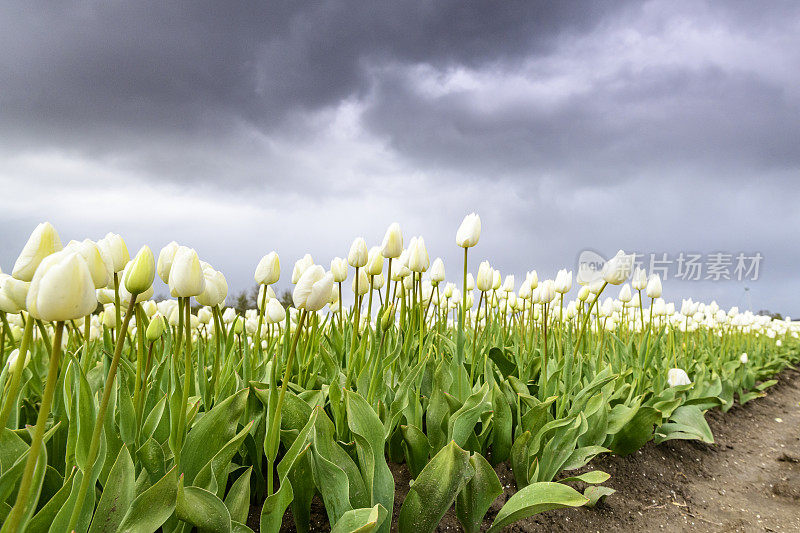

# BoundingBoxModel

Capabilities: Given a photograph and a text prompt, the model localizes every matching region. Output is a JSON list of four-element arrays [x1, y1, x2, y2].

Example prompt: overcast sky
[[1, 1, 798, 315]]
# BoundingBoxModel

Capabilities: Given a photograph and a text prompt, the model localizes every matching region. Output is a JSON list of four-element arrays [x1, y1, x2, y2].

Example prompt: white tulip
[[157, 241, 179, 284], [97, 232, 130, 274], [168, 247, 205, 297], [12, 222, 63, 282], [27, 251, 97, 322], [554, 269, 572, 294], [407, 237, 429, 273], [380, 222, 403, 259], [293, 265, 334, 311], [456, 213, 481, 248], [430, 258, 445, 285], [646, 274, 662, 299], [618, 283, 632, 303], [631, 267, 647, 291], [348, 238, 368, 268], [330, 257, 348, 282], [476, 261, 493, 292], [366, 246, 384, 277], [292, 254, 314, 284], [265, 298, 286, 324], [667, 368, 691, 387], [601, 250, 634, 285], [255, 251, 280, 285]]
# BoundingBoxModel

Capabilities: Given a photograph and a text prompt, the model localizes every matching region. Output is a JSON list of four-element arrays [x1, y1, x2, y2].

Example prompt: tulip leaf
[[455, 453, 503, 533], [224, 467, 252, 525], [488, 481, 588, 532], [88, 445, 135, 533], [116, 465, 178, 533], [331, 504, 388, 533], [398, 440, 475, 533], [176, 477, 232, 533]]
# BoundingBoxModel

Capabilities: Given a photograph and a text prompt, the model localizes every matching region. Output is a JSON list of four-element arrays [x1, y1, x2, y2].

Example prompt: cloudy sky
[[1, 1, 798, 315]]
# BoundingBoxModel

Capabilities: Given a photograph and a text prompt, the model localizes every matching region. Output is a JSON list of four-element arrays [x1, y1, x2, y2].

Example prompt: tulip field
[[0, 217, 797, 533]]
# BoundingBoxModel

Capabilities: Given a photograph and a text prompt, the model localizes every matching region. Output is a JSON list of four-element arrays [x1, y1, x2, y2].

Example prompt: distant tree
[[278, 289, 293, 309], [757, 309, 783, 320]]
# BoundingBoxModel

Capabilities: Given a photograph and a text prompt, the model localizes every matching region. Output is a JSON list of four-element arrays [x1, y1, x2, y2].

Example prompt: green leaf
[[224, 467, 252, 525], [490, 382, 512, 464], [608, 406, 660, 456], [448, 383, 491, 448], [181, 388, 248, 485], [176, 477, 232, 533], [654, 405, 714, 444], [116, 465, 178, 533], [401, 424, 431, 480], [345, 389, 394, 533], [455, 453, 502, 533], [398, 440, 475, 533], [584, 485, 616, 507], [331, 504, 388, 533], [26, 468, 76, 533], [488, 482, 588, 532], [487, 347, 516, 378], [88, 445, 135, 533], [559, 470, 610, 485]]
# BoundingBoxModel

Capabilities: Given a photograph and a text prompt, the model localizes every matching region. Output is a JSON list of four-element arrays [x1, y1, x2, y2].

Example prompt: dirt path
[[499, 366, 800, 532]]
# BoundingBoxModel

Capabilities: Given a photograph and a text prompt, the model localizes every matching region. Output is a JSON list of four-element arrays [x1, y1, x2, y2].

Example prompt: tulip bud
[[124, 245, 155, 295], [146, 315, 166, 341], [476, 261, 493, 292], [646, 274, 662, 299], [618, 283, 632, 303], [292, 254, 314, 284], [380, 222, 403, 259], [168, 246, 205, 297], [577, 285, 590, 302], [407, 237, 429, 273], [12, 222, 63, 282], [255, 251, 280, 285], [222, 307, 237, 324], [539, 279, 555, 303], [196, 267, 228, 307], [430, 258, 445, 285], [739, 352, 748, 364], [0, 275, 23, 313], [373, 273, 385, 290], [352, 268, 369, 296], [667, 368, 691, 387], [5, 349, 29, 374], [601, 250, 634, 285], [456, 213, 481, 248], [554, 269, 572, 294], [293, 265, 334, 311], [381, 304, 396, 332], [26, 251, 97, 322], [330, 257, 348, 282], [157, 241, 179, 284], [265, 298, 286, 324], [197, 307, 212, 324], [631, 267, 647, 291], [366, 246, 384, 277], [66, 239, 112, 289], [98, 232, 130, 274], [348, 238, 368, 268], [502, 275, 515, 293], [466, 273, 475, 291], [232, 317, 244, 334]]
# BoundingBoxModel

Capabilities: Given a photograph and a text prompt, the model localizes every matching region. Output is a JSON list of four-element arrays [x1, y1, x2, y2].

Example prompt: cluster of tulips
[[0, 216, 796, 533]]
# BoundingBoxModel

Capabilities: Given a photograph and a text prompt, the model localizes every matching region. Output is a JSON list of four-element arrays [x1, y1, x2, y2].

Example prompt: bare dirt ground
[[253, 367, 800, 532]]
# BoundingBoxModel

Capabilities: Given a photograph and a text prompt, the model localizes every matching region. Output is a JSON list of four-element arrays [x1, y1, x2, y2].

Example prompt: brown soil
[[250, 367, 800, 532]]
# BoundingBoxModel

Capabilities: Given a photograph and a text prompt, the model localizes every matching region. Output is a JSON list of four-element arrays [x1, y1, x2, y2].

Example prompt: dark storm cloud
[[1, 0, 799, 314]]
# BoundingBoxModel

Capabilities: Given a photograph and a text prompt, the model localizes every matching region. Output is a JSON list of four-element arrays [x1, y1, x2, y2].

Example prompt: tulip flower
[[348, 237, 368, 268], [667, 368, 692, 387], [407, 237, 429, 273], [291, 254, 314, 284], [265, 298, 286, 324], [740, 352, 748, 364], [196, 267, 228, 307], [618, 283, 632, 303], [631, 267, 647, 291], [157, 241, 179, 283], [293, 265, 334, 312], [65, 239, 112, 289], [168, 246, 205, 297], [26, 251, 97, 322], [330, 257, 348, 282], [646, 274, 662, 299], [476, 261, 493, 292], [98, 232, 130, 274], [366, 246, 384, 277], [456, 213, 481, 248], [601, 250, 634, 285], [12, 222, 63, 282], [554, 269, 572, 294], [381, 222, 403, 259], [146, 314, 166, 341], [430, 258, 445, 285], [255, 251, 280, 285]]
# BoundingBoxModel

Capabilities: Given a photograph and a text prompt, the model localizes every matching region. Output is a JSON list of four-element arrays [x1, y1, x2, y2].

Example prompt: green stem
[[0, 316, 34, 429], [4, 321, 65, 533], [67, 296, 137, 531]]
